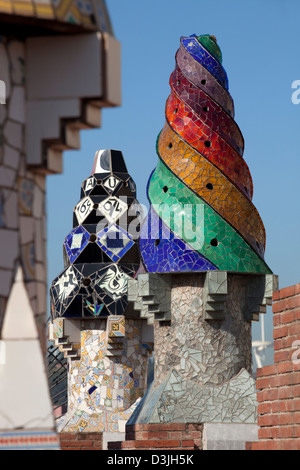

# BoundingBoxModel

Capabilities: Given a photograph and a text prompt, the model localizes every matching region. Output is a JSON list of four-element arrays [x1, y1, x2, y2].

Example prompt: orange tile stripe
[[158, 121, 266, 256]]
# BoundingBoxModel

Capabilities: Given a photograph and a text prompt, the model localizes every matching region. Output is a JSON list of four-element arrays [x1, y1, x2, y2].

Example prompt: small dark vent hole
[[163, 186, 168, 193], [210, 238, 218, 247], [168, 143, 173, 149], [155, 239, 160, 246], [201, 79, 206, 85], [206, 183, 213, 190], [93, 203, 99, 210], [203, 106, 209, 112], [204, 141, 211, 148], [89, 233, 97, 243], [83, 277, 91, 287]]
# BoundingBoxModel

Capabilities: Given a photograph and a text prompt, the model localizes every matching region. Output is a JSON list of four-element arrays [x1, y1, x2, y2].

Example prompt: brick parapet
[[108, 423, 203, 450], [59, 432, 102, 451], [248, 283, 300, 450]]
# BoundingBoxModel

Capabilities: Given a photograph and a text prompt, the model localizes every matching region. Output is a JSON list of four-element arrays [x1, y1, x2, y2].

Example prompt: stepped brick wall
[[108, 423, 203, 450], [59, 433, 102, 451], [248, 283, 300, 450]]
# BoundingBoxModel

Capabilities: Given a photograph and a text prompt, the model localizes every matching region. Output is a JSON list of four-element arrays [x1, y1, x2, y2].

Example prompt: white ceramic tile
[[8, 86, 25, 123], [0, 166, 16, 188], [118, 420, 127, 433], [0, 43, 11, 99], [0, 339, 55, 429], [19, 216, 34, 245], [3, 120, 23, 149], [0, 228, 18, 269], [34, 174, 46, 192], [3, 145, 20, 169], [34, 219, 44, 262], [0, 102, 7, 125], [33, 184, 44, 218], [3, 190, 18, 228], [2, 266, 38, 340], [36, 282, 46, 315], [35, 263, 45, 282], [0, 340, 6, 365]]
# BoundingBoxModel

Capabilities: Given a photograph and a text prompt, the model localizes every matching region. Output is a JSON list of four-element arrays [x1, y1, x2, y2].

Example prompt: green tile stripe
[[196, 34, 222, 64], [148, 159, 272, 274]]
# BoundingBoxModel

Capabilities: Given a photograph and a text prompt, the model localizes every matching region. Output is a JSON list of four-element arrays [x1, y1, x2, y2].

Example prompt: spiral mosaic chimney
[[140, 34, 271, 275], [125, 35, 278, 450], [48, 150, 153, 440]]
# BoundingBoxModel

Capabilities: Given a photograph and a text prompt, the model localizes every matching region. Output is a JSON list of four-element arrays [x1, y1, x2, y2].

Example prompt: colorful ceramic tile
[[97, 224, 135, 262], [140, 34, 272, 276], [140, 206, 217, 273], [64, 225, 90, 264], [108, 316, 125, 338], [147, 159, 271, 274], [0, 0, 114, 33], [0, 431, 60, 450], [157, 122, 265, 257], [50, 150, 141, 320], [181, 35, 229, 89], [176, 43, 234, 117], [170, 66, 244, 156]]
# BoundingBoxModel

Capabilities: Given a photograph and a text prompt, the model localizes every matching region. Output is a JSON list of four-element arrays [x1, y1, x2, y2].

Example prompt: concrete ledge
[[203, 423, 259, 450]]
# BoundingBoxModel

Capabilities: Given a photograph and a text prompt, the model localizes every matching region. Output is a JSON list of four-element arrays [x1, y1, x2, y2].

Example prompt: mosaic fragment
[[140, 34, 271, 275]]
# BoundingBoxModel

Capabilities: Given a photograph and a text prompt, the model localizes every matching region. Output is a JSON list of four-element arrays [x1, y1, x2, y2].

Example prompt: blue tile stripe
[[181, 35, 229, 89]]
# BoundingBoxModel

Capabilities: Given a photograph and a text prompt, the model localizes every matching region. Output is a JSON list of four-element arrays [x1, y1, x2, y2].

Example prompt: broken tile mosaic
[[140, 34, 271, 276], [50, 149, 142, 320]]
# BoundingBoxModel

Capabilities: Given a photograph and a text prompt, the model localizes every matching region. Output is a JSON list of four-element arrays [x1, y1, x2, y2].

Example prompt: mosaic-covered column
[[128, 34, 278, 449], [0, 37, 48, 348], [0, 0, 121, 449], [49, 150, 153, 438], [0, 0, 121, 353]]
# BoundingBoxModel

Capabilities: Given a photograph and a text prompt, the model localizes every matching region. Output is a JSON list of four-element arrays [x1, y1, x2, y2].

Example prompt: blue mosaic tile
[[96, 224, 135, 263], [181, 35, 229, 89], [64, 225, 90, 264], [50, 150, 141, 320], [140, 206, 217, 273]]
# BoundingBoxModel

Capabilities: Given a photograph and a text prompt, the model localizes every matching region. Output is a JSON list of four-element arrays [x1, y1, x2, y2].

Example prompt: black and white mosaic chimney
[[50, 149, 142, 320]]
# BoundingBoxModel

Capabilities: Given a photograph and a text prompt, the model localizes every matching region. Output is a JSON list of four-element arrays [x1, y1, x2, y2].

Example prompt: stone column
[[48, 150, 154, 443], [154, 273, 253, 387], [0, 37, 47, 348], [127, 271, 278, 449]]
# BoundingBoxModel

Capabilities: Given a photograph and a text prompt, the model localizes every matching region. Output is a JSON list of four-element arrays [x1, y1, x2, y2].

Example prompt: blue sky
[[46, 0, 300, 360]]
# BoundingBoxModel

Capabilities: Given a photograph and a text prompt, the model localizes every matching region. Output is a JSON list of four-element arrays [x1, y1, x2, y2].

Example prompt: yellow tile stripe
[[158, 121, 266, 256], [12, 0, 35, 16], [0, 0, 13, 14]]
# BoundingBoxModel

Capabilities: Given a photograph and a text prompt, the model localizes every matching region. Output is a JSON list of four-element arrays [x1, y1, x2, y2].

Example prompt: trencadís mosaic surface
[[140, 34, 272, 275], [50, 149, 142, 320], [0, 0, 113, 34]]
